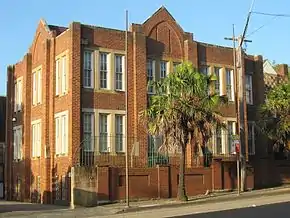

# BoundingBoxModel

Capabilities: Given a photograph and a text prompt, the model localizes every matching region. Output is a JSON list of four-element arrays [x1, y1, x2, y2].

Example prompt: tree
[[259, 79, 290, 148], [141, 62, 226, 201]]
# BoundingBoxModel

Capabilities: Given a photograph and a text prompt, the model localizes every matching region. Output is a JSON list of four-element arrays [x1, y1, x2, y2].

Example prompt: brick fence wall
[[72, 161, 254, 207]]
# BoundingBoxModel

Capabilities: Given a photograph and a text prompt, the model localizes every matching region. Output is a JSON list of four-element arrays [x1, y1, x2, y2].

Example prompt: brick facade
[[6, 7, 274, 203]]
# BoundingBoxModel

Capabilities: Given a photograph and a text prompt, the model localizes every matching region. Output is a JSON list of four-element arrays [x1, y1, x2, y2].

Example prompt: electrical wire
[[252, 11, 290, 17], [246, 15, 279, 38]]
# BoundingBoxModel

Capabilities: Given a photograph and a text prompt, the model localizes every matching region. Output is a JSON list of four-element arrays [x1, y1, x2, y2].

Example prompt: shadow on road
[[0, 201, 69, 214], [169, 202, 290, 218]]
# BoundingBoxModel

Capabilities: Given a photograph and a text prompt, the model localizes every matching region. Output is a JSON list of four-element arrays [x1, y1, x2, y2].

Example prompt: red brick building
[[0, 96, 5, 199], [6, 7, 273, 203]]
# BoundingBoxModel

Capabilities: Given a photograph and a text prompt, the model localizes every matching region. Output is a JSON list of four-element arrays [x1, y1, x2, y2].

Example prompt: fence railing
[[74, 133, 246, 168]]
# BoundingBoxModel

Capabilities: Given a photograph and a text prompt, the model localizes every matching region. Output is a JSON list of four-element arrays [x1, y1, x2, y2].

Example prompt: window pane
[[115, 55, 123, 90], [216, 126, 222, 154], [160, 61, 167, 79], [100, 53, 107, 89], [84, 51, 92, 87], [99, 114, 108, 151], [115, 115, 124, 152], [83, 113, 93, 151], [214, 67, 221, 95]]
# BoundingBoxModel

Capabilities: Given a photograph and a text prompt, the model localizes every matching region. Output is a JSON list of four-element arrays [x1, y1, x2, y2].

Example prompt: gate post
[[70, 167, 75, 209]]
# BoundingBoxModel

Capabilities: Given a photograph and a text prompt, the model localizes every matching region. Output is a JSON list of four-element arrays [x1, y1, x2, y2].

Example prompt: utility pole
[[224, 0, 255, 193], [124, 9, 130, 208], [225, 32, 252, 195]]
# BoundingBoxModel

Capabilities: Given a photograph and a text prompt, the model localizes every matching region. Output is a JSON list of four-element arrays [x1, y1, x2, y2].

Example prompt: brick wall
[[72, 164, 253, 206]]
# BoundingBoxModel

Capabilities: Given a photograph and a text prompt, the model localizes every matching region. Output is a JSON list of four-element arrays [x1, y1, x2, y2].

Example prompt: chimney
[[276, 64, 288, 77]]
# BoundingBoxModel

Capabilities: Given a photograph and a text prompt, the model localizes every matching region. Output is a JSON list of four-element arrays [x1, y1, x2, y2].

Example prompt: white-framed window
[[55, 54, 68, 95], [248, 122, 255, 155], [32, 120, 41, 158], [14, 78, 23, 112], [214, 67, 221, 95], [147, 59, 155, 94], [115, 115, 125, 152], [160, 61, 167, 79], [99, 114, 109, 152], [100, 52, 109, 89], [55, 111, 69, 156], [115, 54, 125, 91], [227, 121, 236, 154], [246, 74, 253, 104], [200, 65, 210, 75], [83, 50, 94, 88], [32, 69, 42, 105], [226, 68, 234, 101], [83, 112, 94, 152], [13, 125, 22, 160], [214, 126, 223, 154]]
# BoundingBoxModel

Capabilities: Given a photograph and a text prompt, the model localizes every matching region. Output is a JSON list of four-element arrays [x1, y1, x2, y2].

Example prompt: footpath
[[1, 185, 290, 218]]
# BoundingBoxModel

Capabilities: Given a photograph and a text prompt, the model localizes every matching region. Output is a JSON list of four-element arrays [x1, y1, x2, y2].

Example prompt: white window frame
[[160, 61, 168, 79], [83, 112, 95, 152], [214, 67, 222, 95], [14, 78, 23, 112], [55, 53, 68, 96], [55, 58, 61, 96], [147, 59, 155, 94], [55, 110, 69, 156], [99, 113, 110, 152], [246, 74, 253, 105], [227, 121, 237, 154], [83, 50, 94, 89], [32, 68, 42, 106], [213, 118, 237, 155], [115, 114, 125, 153], [31, 119, 41, 158], [13, 125, 22, 161], [248, 121, 255, 155], [114, 54, 125, 91], [226, 68, 235, 101], [99, 52, 110, 89]]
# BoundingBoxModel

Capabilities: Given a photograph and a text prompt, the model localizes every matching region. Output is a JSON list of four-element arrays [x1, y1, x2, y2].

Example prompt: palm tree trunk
[[177, 144, 188, 201]]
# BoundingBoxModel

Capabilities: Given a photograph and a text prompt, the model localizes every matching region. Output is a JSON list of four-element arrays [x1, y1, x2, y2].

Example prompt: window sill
[[13, 159, 23, 162], [55, 154, 68, 157], [31, 157, 41, 160], [55, 92, 68, 98], [32, 103, 42, 108]]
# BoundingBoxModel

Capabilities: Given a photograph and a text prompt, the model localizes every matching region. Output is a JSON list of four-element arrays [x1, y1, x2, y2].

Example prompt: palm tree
[[141, 62, 226, 201]]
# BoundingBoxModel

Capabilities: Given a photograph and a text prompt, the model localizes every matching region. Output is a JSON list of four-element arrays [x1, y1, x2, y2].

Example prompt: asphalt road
[[170, 202, 290, 218]]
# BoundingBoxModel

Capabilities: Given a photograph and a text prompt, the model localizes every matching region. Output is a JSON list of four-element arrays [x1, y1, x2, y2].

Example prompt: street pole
[[125, 9, 130, 208], [232, 25, 240, 196], [225, 32, 252, 195]]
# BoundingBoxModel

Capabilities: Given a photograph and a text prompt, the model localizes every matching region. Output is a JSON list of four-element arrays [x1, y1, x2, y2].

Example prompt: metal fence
[[74, 133, 245, 168]]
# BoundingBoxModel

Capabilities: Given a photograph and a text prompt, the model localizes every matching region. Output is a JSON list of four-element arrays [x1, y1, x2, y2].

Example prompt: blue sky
[[1, 0, 290, 95]]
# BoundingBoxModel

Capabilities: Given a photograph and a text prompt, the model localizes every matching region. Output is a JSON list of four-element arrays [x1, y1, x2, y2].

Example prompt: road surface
[[110, 193, 290, 218], [171, 202, 290, 218]]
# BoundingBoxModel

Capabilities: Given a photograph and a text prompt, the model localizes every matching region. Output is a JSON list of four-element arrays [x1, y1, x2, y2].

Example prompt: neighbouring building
[[6, 6, 283, 204], [0, 96, 6, 199]]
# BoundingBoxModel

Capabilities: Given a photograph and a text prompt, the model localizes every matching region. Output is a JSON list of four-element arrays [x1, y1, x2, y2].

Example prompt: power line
[[252, 11, 290, 17], [246, 15, 279, 37]]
